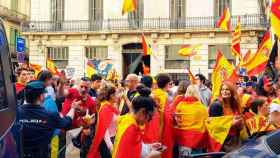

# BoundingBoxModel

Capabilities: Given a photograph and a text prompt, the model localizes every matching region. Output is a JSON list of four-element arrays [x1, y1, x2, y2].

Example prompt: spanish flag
[[211, 50, 237, 99], [88, 101, 119, 158], [231, 16, 241, 58], [86, 59, 97, 78], [142, 63, 150, 75], [122, 0, 136, 15], [142, 33, 153, 56], [178, 44, 202, 57], [112, 114, 142, 158], [143, 110, 161, 144], [47, 59, 60, 75], [29, 63, 42, 78], [206, 116, 233, 152], [241, 49, 252, 64], [271, 0, 280, 38], [173, 97, 208, 148], [216, 7, 231, 31], [241, 31, 272, 76]]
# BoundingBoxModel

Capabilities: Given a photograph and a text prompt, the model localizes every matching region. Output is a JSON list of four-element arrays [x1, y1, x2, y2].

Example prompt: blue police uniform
[[17, 81, 73, 158]]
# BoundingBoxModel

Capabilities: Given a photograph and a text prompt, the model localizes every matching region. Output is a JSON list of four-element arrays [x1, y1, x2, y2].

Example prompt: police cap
[[25, 80, 46, 94]]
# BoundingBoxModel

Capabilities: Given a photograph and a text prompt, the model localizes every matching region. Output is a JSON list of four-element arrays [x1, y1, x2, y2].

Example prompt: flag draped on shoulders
[[112, 114, 142, 158], [216, 7, 231, 31], [142, 33, 153, 56], [47, 59, 60, 76], [211, 50, 237, 99], [231, 16, 241, 58], [122, 0, 136, 15], [173, 97, 208, 149], [88, 101, 119, 158], [178, 44, 202, 57], [206, 116, 233, 152], [240, 31, 272, 76], [271, 0, 280, 38]]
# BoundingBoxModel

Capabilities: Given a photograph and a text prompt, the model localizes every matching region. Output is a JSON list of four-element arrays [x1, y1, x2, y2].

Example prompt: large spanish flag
[[211, 50, 237, 99], [142, 33, 153, 56], [271, 0, 280, 38], [112, 114, 142, 158], [122, 0, 136, 15], [178, 44, 202, 57], [241, 31, 272, 76], [216, 7, 231, 31], [173, 97, 208, 148], [88, 101, 119, 158], [206, 116, 233, 152], [231, 16, 241, 58], [47, 59, 60, 76], [29, 63, 42, 78]]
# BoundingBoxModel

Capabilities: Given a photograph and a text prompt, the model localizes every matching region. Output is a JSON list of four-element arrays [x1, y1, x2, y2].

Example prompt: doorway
[[122, 43, 150, 78]]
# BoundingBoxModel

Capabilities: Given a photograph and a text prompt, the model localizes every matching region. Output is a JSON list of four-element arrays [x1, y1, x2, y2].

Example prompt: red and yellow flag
[[88, 102, 119, 158], [231, 16, 241, 58], [142, 33, 153, 56], [242, 49, 252, 64], [29, 63, 42, 78], [178, 44, 202, 57], [216, 7, 231, 31], [112, 114, 142, 158], [86, 59, 97, 78], [206, 116, 233, 152], [186, 68, 195, 84], [142, 63, 150, 75], [211, 50, 237, 99], [173, 97, 208, 148], [122, 0, 136, 15], [271, 0, 280, 38], [241, 31, 272, 76], [246, 115, 275, 136], [47, 59, 60, 76]]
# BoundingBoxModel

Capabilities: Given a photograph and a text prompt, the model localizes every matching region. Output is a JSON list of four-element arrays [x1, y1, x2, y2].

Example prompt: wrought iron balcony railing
[[21, 14, 267, 33]]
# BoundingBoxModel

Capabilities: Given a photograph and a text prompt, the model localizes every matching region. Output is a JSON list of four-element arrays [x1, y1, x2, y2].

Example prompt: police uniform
[[17, 81, 73, 158]]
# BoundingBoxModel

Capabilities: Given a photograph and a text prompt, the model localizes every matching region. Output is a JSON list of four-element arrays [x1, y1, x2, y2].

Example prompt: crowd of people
[[14, 65, 280, 158]]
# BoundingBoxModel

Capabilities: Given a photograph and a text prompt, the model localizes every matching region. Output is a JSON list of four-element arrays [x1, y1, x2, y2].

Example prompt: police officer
[[17, 80, 78, 158]]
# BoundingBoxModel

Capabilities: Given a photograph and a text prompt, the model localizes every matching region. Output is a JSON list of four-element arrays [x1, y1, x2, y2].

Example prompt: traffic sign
[[16, 37, 25, 53]]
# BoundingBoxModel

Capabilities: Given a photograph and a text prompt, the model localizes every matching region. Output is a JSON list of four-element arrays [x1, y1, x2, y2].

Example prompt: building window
[[165, 45, 190, 69], [208, 45, 235, 69], [89, 0, 103, 30], [51, 0, 64, 30], [214, 0, 231, 17], [170, 73, 189, 81], [128, 0, 144, 28], [47, 47, 69, 69], [170, 0, 186, 28], [85, 46, 108, 60]]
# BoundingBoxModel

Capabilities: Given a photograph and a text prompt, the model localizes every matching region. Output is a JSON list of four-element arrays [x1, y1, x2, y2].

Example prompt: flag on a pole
[[47, 59, 60, 76], [122, 0, 136, 15], [241, 31, 272, 76], [265, 39, 278, 81], [216, 7, 231, 31], [186, 68, 195, 84], [86, 59, 98, 78], [271, 0, 280, 38], [142, 33, 153, 56], [211, 50, 237, 99], [231, 16, 241, 58], [178, 44, 202, 57]]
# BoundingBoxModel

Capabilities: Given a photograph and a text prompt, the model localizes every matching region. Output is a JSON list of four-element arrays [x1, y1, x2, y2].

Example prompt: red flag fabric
[[216, 7, 231, 31], [231, 16, 241, 58], [271, 0, 280, 38], [142, 33, 152, 56], [88, 101, 119, 158], [112, 114, 142, 158]]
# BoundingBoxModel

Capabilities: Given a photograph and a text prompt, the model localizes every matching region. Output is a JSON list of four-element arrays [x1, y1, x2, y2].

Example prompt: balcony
[[0, 5, 29, 24], [21, 14, 267, 33]]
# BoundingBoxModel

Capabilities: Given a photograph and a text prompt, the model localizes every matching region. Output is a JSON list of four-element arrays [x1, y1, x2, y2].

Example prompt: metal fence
[[21, 14, 267, 32]]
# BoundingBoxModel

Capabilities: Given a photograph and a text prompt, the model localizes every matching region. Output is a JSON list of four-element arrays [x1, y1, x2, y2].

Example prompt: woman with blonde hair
[[172, 84, 208, 157]]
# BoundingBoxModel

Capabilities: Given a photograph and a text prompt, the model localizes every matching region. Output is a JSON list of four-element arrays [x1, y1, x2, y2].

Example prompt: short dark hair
[[16, 67, 28, 76], [173, 79, 179, 86], [155, 73, 171, 89], [25, 88, 42, 103], [251, 98, 265, 114], [195, 74, 206, 84], [28, 68, 35, 73], [141, 76, 153, 88], [91, 74, 102, 82], [37, 70, 53, 81], [81, 77, 91, 82]]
